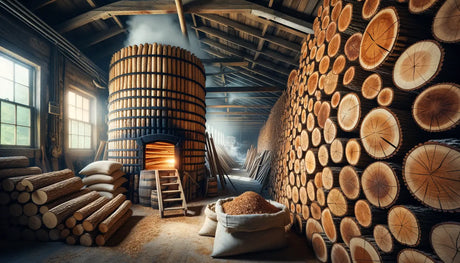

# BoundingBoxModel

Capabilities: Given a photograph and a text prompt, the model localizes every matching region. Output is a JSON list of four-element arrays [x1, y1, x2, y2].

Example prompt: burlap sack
[[198, 202, 218, 236]]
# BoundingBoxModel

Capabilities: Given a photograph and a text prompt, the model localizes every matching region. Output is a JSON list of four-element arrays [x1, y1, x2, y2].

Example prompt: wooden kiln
[[107, 43, 206, 200]]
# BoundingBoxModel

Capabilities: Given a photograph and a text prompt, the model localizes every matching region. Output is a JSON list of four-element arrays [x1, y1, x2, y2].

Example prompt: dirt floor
[[0, 169, 319, 263]]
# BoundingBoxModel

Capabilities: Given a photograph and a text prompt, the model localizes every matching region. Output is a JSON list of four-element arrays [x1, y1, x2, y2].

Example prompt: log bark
[[0, 156, 29, 168], [22, 169, 74, 192], [42, 191, 100, 229], [74, 196, 109, 221], [0, 167, 42, 180], [39, 189, 91, 214], [83, 194, 126, 232], [362, 161, 400, 208], [412, 83, 460, 132], [393, 40, 443, 91], [32, 177, 83, 205], [96, 209, 132, 246], [402, 141, 460, 211]]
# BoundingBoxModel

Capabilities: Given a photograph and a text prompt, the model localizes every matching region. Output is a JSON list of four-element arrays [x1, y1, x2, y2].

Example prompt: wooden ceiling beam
[[207, 105, 272, 109], [206, 111, 270, 115], [76, 27, 126, 49], [30, 0, 57, 11], [206, 86, 282, 92], [240, 13, 308, 40], [202, 58, 249, 67], [194, 26, 296, 65], [195, 14, 300, 52], [175, 0, 189, 40], [55, 0, 313, 34]]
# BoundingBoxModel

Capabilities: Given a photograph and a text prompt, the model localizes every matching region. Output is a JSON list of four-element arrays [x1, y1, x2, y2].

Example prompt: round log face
[[312, 233, 328, 262], [355, 200, 372, 228], [397, 248, 436, 263], [431, 222, 460, 263], [377, 87, 393, 107], [340, 217, 362, 246], [338, 93, 361, 132], [409, 0, 439, 13], [288, 69, 298, 88], [393, 40, 443, 91], [403, 142, 460, 211], [343, 66, 355, 85], [373, 224, 393, 253], [433, 0, 460, 43], [306, 218, 324, 242], [322, 208, 338, 242], [362, 0, 380, 20], [345, 33, 362, 61], [339, 166, 361, 200], [360, 108, 401, 159], [388, 206, 420, 246], [330, 139, 344, 163], [350, 237, 382, 263], [331, 243, 351, 263], [362, 162, 399, 208], [338, 3, 352, 32], [323, 118, 337, 144], [412, 83, 460, 132], [327, 188, 348, 217], [345, 139, 361, 166], [362, 73, 382, 99], [359, 8, 399, 70]]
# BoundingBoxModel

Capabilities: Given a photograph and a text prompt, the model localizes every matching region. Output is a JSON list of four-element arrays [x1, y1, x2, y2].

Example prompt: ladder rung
[[163, 198, 183, 202], [162, 182, 179, 186], [160, 176, 178, 179], [164, 206, 185, 211], [162, 190, 181, 194]]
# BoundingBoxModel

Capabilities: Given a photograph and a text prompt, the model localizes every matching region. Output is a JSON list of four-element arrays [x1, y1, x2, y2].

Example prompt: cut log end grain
[[388, 206, 420, 246], [355, 200, 372, 228], [318, 145, 329, 167], [307, 179, 316, 201], [312, 233, 329, 263], [433, 0, 460, 43], [323, 118, 337, 144], [343, 66, 355, 86], [331, 243, 351, 263], [318, 102, 331, 128], [412, 83, 460, 132], [311, 202, 322, 220], [319, 56, 330, 74], [330, 139, 344, 163], [300, 186, 308, 205], [332, 55, 346, 74], [359, 8, 399, 70], [345, 139, 361, 166], [360, 108, 401, 159], [300, 130, 309, 151], [22, 169, 74, 192], [288, 69, 298, 89], [326, 22, 337, 42], [31, 177, 83, 205], [377, 87, 394, 106], [331, 1, 342, 22], [362, 0, 380, 20], [362, 73, 382, 99], [340, 217, 362, 246], [374, 224, 393, 253], [306, 218, 324, 242], [338, 93, 361, 132], [398, 248, 437, 263], [430, 222, 460, 263], [317, 188, 326, 207], [350, 237, 382, 263], [362, 162, 400, 209], [393, 40, 443, 91], [403, 142, 460, 211], [318, 31, 326, 47], [345, 33, 362, 61], [324, 72, 339, 95], [316, 44, 326, 62], [331, 91, 341, 108], [328, 33, 341, 57], [338, 3, 352, 32], [339, 166, 361, 200], [312, 128, 322, 147], [409, 0, 439, 13], [308, 72, 319, 95], [321, 208, 338, 242], [327, 188, 349, 217]]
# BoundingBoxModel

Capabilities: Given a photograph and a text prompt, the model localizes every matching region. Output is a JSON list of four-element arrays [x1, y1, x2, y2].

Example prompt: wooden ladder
[[154, 169, 187, 218]]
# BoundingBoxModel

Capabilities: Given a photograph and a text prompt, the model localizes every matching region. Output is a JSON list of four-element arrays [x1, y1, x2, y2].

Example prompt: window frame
[[0, 52, 36, 148], [65, 87, 96, 152]]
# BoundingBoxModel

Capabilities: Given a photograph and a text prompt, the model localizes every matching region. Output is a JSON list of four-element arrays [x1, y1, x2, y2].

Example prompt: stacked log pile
[[255, 0, 460, 262], [0, 157, 132, 246]]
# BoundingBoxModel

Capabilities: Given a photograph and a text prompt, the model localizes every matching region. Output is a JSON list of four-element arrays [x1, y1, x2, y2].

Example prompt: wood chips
[[222, 191, 280, 215]]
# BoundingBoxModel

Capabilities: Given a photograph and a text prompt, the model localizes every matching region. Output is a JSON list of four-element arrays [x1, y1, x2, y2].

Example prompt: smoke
[[124, 14, 207, 59]]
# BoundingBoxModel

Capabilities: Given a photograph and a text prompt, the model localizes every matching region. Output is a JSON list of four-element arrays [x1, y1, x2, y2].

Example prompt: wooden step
[[163, 198, 182, 202], [164, 206, 185, 211], [160, 176, 178, 179], [162, 182, 179, 186], [162, 190, 181, 194]]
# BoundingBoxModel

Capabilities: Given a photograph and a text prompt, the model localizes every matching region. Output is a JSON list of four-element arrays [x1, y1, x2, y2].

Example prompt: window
[[0, 54, 34, 146], [67, 91, 92, 149]]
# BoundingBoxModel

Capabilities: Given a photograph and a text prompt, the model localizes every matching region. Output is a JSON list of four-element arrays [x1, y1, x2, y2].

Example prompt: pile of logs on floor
[[255, 0, 460, 262], [0, 156, 132, 246]]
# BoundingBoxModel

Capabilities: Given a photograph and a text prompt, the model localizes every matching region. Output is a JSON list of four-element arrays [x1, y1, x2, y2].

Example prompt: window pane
[[78, 135, 85, 148], [84, 136, 91, 148], [15, 83, 29, 105], [0, 57, 13, 80], [68, 92, 75, 106], [16, 106, 30, 126], [0, 77, 14, 101], [82, 110, 89, 122], [78, 121, 84, 135], [71, 135, 78, 148], [1, 102, 15, 124], [68, 105, 75, 119], [76, 108, 83, 121], [1, 123, 15, 144], [76, 95, 82, 108], [84, 123, 91, 136], [15, 64, 29, 86], [16, 126, 30, 145], [82, 97, 89, 110]]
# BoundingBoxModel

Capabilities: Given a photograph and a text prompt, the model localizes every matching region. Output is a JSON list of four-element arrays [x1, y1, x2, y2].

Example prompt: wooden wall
[[0, 9, 107, 174]]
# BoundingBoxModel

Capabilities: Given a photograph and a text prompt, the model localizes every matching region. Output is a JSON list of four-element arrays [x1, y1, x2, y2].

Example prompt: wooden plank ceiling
[[18, 0, 321, 132]]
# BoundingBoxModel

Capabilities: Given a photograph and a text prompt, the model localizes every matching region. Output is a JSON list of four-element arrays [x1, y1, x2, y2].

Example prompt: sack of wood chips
[[198, 202, 218, 236], [211, 192, 290, 257], [79, 161, 123, 176]]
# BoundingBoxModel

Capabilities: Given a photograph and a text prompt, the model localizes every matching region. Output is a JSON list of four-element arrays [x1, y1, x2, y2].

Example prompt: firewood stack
[[0, 156, 132, 246], [80, 161, 128, 199], [254, 0, 460, 262]]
